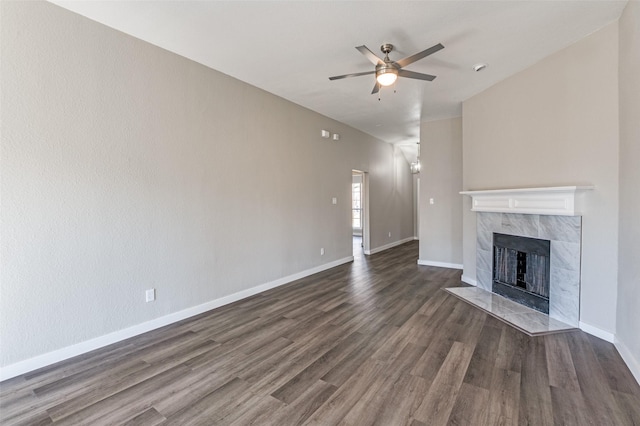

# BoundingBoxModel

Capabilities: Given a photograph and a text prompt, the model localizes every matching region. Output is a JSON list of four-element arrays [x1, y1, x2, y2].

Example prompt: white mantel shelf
[[460, 186, 594, 216]]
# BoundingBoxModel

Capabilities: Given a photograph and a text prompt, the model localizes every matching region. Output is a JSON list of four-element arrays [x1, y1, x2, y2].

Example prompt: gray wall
[[418, 117, 463, 266], [0, 2, 414, 368], [462, 23, 620, 334], [617, 0, 640, 377]]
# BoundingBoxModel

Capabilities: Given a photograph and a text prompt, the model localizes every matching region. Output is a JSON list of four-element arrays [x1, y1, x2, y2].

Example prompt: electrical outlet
[[145, 288, 155, 302], [388, 232, 391, 238], [320, 248, 325, 256]]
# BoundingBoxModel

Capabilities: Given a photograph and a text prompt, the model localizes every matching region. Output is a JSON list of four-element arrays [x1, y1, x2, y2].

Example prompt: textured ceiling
[[50, 1, 627, 162]]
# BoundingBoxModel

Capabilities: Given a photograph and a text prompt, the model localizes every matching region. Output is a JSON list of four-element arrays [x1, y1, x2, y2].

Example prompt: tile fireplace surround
[[460, 186, 593, 329], [476, 212, 581, 326]]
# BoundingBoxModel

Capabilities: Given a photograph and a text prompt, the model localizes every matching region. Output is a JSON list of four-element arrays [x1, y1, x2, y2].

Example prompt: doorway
[[352, 170, 369, 257]]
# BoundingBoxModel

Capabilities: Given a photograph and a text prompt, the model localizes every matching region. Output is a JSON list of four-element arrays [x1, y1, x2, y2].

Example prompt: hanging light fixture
[[410, 142, 421, 174]]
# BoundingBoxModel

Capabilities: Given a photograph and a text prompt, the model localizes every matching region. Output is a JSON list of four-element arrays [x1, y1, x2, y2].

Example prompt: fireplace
[[473, 212, 582, 326], [460, 186, 590, 328], [492, 233, 550, 314]]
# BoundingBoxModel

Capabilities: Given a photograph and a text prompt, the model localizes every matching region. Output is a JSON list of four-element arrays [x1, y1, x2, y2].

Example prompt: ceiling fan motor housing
[[376, 63, 398, 76]]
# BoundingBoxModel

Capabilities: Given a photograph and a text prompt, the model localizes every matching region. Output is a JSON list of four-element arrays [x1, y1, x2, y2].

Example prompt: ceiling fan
[[329, 43, 444, 94]]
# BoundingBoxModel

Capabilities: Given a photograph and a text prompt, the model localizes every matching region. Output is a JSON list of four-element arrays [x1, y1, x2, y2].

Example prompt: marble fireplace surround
[[476, 212, 581, 326], [461, 186, 593, 328]]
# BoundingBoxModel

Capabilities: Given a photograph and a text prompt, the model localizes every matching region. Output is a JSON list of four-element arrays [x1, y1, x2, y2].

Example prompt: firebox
[[492, 233, 550, 314]]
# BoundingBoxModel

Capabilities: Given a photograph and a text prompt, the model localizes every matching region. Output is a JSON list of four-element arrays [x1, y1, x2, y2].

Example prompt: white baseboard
[[461, 275, 477, 286], [615, 337, 640, 386], [0, 256, 354, 381], [365, 237, 414, 255], [417, 259, 463, 270], [579, 321, 615, 343]]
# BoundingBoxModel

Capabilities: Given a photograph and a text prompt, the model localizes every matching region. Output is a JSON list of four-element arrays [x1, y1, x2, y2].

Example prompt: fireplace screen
[[493, 233, 550, 314]]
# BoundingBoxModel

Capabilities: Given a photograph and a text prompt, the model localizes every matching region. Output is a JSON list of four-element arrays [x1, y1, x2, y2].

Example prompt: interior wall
[[0, 1, 415, 368], [617, 0, 640, 378], [418, 117, 463, 266], [462, 23, 619, 334]]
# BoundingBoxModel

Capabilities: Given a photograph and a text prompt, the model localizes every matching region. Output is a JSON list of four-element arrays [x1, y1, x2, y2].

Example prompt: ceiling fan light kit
[[329, 42, 444, 95], [376, 66, 398, 86]]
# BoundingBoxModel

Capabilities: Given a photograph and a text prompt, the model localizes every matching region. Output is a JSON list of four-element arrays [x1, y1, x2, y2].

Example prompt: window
[[352, 182, 362, 229]]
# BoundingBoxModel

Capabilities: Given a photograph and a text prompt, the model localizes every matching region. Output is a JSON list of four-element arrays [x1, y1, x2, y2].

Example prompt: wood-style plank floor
[[2, 240, 639, 425]]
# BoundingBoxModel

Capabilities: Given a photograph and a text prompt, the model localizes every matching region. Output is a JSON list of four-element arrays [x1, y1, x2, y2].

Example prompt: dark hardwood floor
[[1, 240, 639, 425]]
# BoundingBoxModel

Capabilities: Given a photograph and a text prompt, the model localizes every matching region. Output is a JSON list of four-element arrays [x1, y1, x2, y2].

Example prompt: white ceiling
[[51, 0, 627, 162]]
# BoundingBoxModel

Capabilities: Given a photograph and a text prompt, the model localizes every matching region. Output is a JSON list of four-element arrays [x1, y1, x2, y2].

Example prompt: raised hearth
[[445, 287, 575, 336]]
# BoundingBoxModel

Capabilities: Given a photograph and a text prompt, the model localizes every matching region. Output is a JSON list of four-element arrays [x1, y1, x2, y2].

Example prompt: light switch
[[429, 198, 435, 205], [145, 288, 155, 302], [332, 197, 337, 205]]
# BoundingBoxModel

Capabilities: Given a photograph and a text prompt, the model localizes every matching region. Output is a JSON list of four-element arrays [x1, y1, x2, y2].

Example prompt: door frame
[[352, 170, 370, 254]]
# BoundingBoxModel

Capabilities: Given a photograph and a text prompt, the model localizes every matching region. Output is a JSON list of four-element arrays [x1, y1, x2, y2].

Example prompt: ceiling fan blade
[[329, 70, 376, 81], [356, 45, 384, 65], [398, 69, 436, 81], [371, 82, 380, 94], [395, 43, 444, 68]]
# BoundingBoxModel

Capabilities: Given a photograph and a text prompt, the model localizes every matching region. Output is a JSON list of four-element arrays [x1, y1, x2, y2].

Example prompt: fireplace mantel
[[460, 186, 594, 216]]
